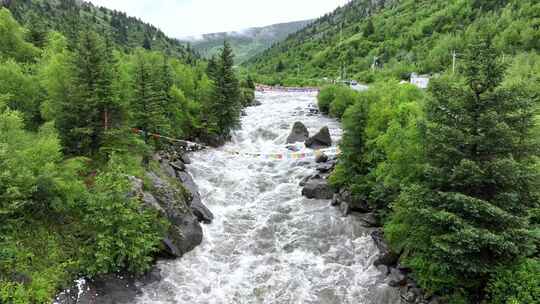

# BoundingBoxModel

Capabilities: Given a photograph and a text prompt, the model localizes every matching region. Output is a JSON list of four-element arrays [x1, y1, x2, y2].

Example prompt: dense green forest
[[0, 4, 251, 302], [309, 3, 540, 303], [1, 0, 199, 63], [246, 0, 540, 86]]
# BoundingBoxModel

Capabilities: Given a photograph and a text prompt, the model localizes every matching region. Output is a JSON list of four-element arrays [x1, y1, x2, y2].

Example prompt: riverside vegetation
[[0, 5, 254, 303], [245, 1, 540, 302], [317, 25, 540, 304]]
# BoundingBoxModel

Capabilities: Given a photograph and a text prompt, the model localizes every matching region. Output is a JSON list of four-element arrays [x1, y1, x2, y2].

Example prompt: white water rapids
[[136, 91, 400, 304]]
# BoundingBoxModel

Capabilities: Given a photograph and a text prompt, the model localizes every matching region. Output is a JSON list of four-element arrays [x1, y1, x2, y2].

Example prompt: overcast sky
[[86, 0, 350, 38]]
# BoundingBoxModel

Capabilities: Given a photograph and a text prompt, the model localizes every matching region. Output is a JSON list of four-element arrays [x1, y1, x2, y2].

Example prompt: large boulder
[[334, 189, 371, 215], [178, 171, 214, 224], [145, 172, 203, 257], [371, 229, 400, 267], [305, 126, 332, 149], [316, 162, 335, 173], [54, 270, 161, 304], [286, 122, 310, 144], [388, 268, 407, 287], [302, 179, 334, 200]]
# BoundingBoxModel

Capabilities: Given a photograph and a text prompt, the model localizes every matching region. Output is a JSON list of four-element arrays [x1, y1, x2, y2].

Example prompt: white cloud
[[86, 0, 350, 38]]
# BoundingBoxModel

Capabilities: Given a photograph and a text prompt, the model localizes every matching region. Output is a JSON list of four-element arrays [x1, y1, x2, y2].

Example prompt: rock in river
[[305, 126, 332, 149], [302, 179, 334, 200], [286, 121, 309, 144]]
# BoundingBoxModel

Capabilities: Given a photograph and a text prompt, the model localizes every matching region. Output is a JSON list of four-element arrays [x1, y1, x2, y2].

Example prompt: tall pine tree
[[55, 30, 119, 155], [207, 41, 241, 138], [130, 49, 169, 141], [386, 27, 539, 300]]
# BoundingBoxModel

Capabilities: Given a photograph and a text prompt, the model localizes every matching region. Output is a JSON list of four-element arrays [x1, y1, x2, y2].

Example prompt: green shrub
[[317, 85, 339, 114], [330, 81, 424, 211], [488, 259, 540, 304], [239, 87, 255, 107], [80, 154, 166, 276], [329, 86, 360, 119]]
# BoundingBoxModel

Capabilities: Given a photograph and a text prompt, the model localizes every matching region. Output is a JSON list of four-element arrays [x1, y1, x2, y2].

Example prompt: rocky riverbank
[[55, 146, 213, 304], [294, 121, 441, 304]]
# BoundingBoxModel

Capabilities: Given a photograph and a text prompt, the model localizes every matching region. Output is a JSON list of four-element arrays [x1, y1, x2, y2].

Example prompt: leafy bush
[[80, 154, 166, 276], [317, 85, 339, 114], [487, 259, 540, 304], [329, 86, 360, 119], [329, 81, 425, 211]]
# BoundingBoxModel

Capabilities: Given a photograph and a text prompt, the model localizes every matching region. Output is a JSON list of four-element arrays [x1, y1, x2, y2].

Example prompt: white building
[[410, 73, 430, 89]]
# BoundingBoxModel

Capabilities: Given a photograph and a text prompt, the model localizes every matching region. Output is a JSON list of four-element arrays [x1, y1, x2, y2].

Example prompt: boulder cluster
[[286, 121, 332, 149]]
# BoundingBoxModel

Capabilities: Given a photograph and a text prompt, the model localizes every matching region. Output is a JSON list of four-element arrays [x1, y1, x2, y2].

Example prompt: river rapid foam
[[136, 91, 400, 304]]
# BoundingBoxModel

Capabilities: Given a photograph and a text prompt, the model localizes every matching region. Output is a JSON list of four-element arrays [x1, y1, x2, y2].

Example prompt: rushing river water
[[136, 91, 400, 304]]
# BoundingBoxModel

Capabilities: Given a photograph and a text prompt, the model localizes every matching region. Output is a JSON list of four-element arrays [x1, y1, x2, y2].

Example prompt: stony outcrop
[[301, 157, 337, 200], [332, 189, 371, 216], [128, 150, 214, 258], [56, 149, 214, 303], [301, 179, 334, 200], [305, 126, 332, 149], [286, 121, 310, 144], [54, 270, 161, 304]]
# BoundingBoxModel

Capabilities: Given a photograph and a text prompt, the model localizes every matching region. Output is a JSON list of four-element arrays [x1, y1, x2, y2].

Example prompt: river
[[135, 91, 400, 304]]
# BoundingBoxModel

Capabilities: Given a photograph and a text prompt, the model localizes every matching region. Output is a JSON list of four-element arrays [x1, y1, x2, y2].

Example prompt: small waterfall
[[136, 91, 400, 304]]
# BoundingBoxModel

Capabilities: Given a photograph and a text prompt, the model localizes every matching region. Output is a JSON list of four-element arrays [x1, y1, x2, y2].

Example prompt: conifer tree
[[363, 19, 374, 37], [131, 50, 169, 141], [208, 41, 241, 137], [25, 11, 48, 48], [206, 55, 218, 80], [55, 30, 118, 155], [386, 27, 539, 300], [143, 35, 152, 50], [246, 74, 255, 90]]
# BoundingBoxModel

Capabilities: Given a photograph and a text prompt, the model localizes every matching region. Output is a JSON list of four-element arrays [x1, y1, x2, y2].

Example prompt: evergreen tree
[[246, 74, 256, 90], [386, 28, 539, 300], [25, 11, 48, 48], [208, 41, 241, 137], [363, 19, 374, 37], [131, 49, 169, 141], [206, 55, 218, 80], [276, 59, 285, 73], [55, 30, 118, 155], [143, 35, 152, 50]]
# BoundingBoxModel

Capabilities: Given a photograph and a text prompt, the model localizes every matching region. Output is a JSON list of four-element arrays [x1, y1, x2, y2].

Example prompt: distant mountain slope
[[1, 0, 198, 62], [183, 20, 312, 64], [246, 0, 540, 84]]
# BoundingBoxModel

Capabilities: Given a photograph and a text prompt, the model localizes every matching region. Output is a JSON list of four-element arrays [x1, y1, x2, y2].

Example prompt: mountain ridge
[[245, 0, 539, 85], [183, 19, 313, 64], [1, 0, 198, 61]]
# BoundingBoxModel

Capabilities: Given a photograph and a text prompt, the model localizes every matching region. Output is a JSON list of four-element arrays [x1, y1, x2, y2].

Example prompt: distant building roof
[[410, 73, 430, 89]]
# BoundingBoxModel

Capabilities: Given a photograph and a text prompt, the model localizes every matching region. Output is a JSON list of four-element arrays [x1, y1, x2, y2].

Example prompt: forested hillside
[[0, 3, 252, 302], [1, 0, 199, 62], [246, 0, 540, 85], [184, 19, 312, 64]]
